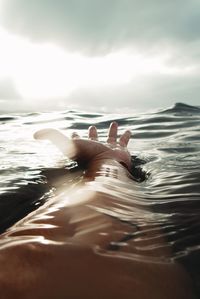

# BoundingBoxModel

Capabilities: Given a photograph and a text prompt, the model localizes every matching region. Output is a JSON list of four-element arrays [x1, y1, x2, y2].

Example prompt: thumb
[[34, 128, 77, 159]]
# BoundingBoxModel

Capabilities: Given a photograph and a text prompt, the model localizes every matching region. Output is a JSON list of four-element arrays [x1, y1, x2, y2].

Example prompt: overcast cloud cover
[[0, 0, 199, 112]]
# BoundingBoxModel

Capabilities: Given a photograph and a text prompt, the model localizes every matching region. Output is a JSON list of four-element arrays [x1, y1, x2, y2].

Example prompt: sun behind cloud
[[0, 27, 196, 106]]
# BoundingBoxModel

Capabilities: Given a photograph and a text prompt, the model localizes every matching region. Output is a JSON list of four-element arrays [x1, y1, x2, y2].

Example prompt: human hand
[[34, 122, 132, 171]]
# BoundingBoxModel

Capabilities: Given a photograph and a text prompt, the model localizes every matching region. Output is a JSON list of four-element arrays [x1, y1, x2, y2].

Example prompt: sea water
[[0, 102, 200, 297]]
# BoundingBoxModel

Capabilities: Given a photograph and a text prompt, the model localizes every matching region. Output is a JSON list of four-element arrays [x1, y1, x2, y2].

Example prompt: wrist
[[83, 158, 132, 180]]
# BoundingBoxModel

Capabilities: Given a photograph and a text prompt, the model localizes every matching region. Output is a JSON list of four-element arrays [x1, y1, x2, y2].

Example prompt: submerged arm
[[0, 122, 195, 299]]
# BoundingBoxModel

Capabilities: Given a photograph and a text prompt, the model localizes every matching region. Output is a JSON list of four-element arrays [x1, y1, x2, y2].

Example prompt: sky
[[0, 0, 199, 113]]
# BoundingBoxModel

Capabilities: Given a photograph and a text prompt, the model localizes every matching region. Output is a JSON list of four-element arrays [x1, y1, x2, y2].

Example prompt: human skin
[[0, 122, 196, 299]]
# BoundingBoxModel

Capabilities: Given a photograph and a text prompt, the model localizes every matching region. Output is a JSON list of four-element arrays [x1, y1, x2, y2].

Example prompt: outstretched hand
[[34, 122, 132, 171]]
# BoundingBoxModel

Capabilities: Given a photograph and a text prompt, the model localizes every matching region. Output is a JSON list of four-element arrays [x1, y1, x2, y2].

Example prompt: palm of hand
[[73, 123, 131, 169]]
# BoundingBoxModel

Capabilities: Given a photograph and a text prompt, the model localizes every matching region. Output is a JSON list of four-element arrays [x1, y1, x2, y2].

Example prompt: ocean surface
[[0, 102, 200, 297]]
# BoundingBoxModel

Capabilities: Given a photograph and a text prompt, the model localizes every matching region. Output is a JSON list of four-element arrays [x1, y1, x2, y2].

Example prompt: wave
[[158, 102, 200, 115]]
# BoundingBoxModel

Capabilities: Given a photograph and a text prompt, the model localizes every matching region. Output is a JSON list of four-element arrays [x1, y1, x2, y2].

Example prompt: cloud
[[0, 78, 21, 99], [0, 0, 199, 112], [59, 71, 200, 112], [0, 78, 25, 112], [1, 0, 200, 55]]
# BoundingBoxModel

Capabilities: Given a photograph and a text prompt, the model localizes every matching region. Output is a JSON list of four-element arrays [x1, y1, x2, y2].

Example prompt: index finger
[[88, 126, 98, 140]]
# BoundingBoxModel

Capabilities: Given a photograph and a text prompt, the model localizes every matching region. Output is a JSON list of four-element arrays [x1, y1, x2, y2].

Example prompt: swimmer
[[0, 122, 196, 299]]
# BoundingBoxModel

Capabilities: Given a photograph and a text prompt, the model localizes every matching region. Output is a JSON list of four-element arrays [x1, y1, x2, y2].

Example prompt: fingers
[[107, 122, 118, 144], [119, 130, 131, 147], [88, 126, 98, 140]]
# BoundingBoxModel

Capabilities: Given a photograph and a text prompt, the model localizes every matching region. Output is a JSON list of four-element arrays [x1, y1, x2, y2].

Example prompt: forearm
[[0, 160, 196, 299]]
